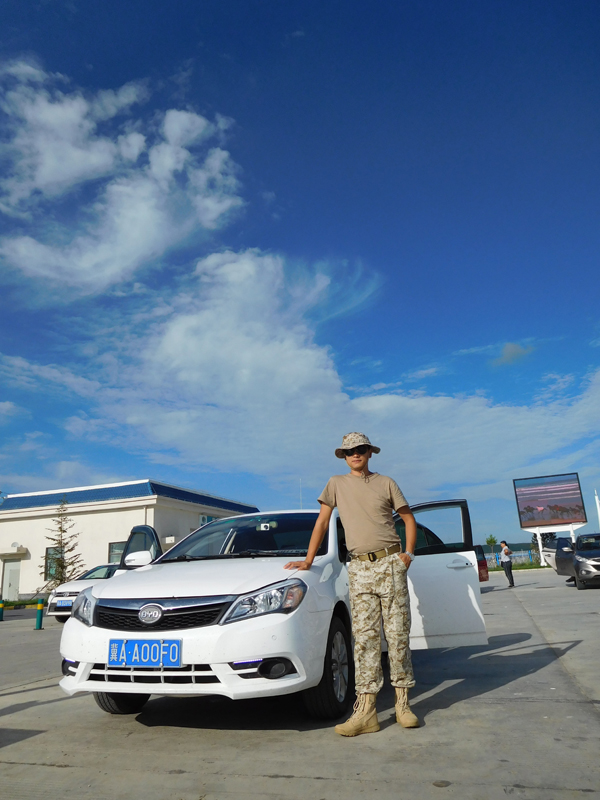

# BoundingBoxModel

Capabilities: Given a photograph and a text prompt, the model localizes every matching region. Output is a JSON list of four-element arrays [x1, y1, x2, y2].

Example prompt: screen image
[[513, 473, 587, 528]]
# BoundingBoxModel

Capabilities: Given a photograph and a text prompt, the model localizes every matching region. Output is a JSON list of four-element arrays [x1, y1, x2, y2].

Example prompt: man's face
[[344, 445, 372, 472]]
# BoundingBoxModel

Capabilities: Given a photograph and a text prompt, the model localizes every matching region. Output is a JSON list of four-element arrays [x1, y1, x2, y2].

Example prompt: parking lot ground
[[1, 569, 599, 800]]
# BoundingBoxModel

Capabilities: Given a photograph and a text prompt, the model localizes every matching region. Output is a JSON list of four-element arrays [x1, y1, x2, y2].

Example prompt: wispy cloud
[[404, 366, 440, 381], [491, 342, 534, 366], [6, 248, 600, 502], [0, 59, 243, 296], [0, 400, 23, 420]]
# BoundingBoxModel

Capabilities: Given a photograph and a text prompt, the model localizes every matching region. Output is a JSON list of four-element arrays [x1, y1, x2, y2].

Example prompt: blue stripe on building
[[0, 480, 259, 515]]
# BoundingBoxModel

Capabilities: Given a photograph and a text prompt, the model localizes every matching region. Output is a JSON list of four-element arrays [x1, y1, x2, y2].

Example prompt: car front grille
[[88, 663, 220, 685], [95, 602, 230, 631]]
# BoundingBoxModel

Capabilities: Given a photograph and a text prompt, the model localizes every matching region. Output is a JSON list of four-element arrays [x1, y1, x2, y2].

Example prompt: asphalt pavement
[[0, 569, 599, 800]]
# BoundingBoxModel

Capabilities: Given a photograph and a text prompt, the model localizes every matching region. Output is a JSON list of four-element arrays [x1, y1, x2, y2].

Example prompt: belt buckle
[[368, 552, 377, 562]]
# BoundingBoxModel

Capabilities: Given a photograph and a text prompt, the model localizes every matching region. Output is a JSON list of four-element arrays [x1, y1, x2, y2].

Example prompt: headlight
[[221, 579, 307, 624], [72, 587, 97, 626], [48, 589, 56, 601], [575, 555, 590, 563]]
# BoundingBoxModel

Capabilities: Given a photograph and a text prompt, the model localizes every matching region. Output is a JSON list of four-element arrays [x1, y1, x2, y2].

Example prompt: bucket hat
[[335, 432, 381, 459]]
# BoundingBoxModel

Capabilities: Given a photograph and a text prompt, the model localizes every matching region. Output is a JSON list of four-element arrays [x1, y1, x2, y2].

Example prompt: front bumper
[[59, 607, 330, 699], [575, 562, 600, 583], [47, 602, 74, 618]]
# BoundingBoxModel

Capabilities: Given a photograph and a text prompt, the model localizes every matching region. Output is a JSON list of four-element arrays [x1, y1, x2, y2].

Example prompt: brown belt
[[351, 543, 402, 562]]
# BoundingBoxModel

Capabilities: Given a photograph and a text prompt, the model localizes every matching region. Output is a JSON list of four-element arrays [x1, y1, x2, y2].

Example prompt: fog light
[[61, 658, 79, 676], [257, 657, 297, 679]]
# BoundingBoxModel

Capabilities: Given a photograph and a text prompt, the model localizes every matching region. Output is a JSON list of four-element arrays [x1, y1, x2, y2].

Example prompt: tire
[[93, 692, 151, 714], [56, 616, 69, 624], [575, 575, 587, 590], [302, 616, 354, 720]]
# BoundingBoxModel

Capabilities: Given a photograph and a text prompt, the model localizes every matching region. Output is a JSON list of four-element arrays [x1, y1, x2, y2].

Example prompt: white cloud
[[0, 60, 243, 294], [0, 400, 22, 420], [6, 249, 599, 506], [0, 355, 101, 397], [404, 366, 440, 381]]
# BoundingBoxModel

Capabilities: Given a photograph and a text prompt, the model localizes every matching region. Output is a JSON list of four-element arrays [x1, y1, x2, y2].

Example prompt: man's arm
[[284, 502, 333, 570], [397, 505, 416, 569]]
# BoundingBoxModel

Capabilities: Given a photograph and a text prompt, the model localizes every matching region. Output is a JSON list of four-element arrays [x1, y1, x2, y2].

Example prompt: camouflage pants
[[348, 552, 415, 694]]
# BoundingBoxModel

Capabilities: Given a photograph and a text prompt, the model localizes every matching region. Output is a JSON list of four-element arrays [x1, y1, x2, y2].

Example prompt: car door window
[[396, 504, 470, 555]]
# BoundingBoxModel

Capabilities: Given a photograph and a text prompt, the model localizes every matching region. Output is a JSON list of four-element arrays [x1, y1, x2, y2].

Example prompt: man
[[285, 432, 419, 736], [499, 540, 515, 587]]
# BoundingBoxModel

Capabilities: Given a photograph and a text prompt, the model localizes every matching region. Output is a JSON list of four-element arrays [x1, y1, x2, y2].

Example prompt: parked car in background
[[59, 500, 487, 719], [47, 564, 120, 622], [474, 545, 489, 582], [555, 534, 600, 589]]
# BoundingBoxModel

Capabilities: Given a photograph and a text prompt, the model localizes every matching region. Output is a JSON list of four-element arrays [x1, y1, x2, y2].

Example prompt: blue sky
[[1, 0, 599, 542]]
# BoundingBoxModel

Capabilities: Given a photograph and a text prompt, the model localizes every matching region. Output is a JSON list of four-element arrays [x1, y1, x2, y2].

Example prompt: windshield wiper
[[161, 550, 309, 562], [160, 555, 210, 562]]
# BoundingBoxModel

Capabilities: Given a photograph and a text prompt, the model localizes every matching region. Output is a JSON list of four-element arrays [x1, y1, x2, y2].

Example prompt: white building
[[0, 479, 259, 600]]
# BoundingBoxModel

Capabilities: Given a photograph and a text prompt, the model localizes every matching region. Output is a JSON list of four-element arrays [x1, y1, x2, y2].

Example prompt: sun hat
[[335, 432, 381, 459]]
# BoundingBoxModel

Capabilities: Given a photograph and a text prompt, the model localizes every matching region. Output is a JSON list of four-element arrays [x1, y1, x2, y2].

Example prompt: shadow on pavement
[[0, 728, 47, 748], [135, 632, 581, 732]]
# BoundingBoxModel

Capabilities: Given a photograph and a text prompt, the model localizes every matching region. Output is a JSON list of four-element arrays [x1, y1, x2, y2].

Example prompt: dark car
[[555, 534, 600, 590]]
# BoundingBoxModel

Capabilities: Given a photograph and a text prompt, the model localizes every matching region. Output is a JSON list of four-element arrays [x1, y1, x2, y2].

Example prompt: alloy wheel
[[331, 629, 349, 702]]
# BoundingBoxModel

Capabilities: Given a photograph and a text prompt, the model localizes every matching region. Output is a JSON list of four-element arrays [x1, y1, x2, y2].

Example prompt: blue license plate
[[56, 599, 73, 607], [108, 639, 182, 668]]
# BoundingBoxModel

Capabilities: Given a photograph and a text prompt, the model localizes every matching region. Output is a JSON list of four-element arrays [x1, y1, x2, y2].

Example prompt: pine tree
[[531, 531, 556, 548], [40, 498, 85, 589]]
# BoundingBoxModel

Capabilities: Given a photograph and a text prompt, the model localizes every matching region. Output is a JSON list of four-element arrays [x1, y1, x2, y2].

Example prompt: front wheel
[[93, 692, 150, 714], [302, 616, 354, 720]]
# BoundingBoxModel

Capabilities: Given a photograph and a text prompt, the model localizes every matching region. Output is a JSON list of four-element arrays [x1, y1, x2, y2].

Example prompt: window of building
[[44, 546, 63, 581], [108, 541, 127, 563]]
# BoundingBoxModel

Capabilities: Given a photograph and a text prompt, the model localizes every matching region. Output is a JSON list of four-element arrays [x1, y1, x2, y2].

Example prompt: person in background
[[499, 540, 515, 588], [284, 432, 419, 736]]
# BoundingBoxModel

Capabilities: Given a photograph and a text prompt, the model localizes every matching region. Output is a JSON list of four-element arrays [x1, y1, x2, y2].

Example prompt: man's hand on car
[[284, 560, 311, 570]]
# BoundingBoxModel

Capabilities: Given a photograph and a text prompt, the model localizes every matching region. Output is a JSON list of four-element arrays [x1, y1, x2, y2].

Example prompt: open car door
[[395, 500, 487, 649], [554, 537, 575, 577], [118, 525, 163, 571]]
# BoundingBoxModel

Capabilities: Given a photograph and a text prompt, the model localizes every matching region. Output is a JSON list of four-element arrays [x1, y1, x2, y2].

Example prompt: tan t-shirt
[[318, 473, 409, 555]]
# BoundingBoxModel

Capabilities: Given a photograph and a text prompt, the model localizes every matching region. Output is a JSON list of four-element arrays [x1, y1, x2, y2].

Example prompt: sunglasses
[[343, 445, 370, 456]]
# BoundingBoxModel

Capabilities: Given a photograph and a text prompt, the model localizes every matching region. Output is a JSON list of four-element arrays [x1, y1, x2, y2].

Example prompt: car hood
[[576, 548, 600, 559], [92, 558, 307, 600], [53, 579, 99, 594]]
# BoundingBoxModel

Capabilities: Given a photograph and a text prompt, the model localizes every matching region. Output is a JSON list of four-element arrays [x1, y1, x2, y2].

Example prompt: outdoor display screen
[[513, 473, 587, 528]]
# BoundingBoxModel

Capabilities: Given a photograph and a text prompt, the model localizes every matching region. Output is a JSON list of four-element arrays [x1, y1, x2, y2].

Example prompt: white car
[[47, 564, 120, 622], [59, 501, 487, 719]]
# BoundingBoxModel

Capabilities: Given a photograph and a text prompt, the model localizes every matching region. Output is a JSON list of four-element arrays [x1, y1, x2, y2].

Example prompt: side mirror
[[562, 546, 573, 552], [124, 550, 153, 567]]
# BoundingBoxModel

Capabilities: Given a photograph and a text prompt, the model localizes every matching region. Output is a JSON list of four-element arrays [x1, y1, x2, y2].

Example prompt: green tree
[[485, 535, 498, 555], [532, 531, 556, 548], [39, 499, 85, 589]]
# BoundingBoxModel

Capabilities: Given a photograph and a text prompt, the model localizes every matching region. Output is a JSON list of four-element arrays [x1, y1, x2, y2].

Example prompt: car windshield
[[577, 535, 600, 551], [159, 512, 324, 561], [77, 565, 117, 580]]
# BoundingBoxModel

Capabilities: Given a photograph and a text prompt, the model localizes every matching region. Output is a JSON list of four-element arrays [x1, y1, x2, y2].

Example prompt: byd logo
[[138, 604, 163, 624]]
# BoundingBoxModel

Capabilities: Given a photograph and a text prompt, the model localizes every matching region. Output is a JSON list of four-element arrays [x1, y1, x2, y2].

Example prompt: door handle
[[446, 561, 471, 569]]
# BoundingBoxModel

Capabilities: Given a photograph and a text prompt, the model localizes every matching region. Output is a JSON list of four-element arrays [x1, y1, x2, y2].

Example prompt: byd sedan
[[47, 564, 120, 622], [59, 501, 487, 719]]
